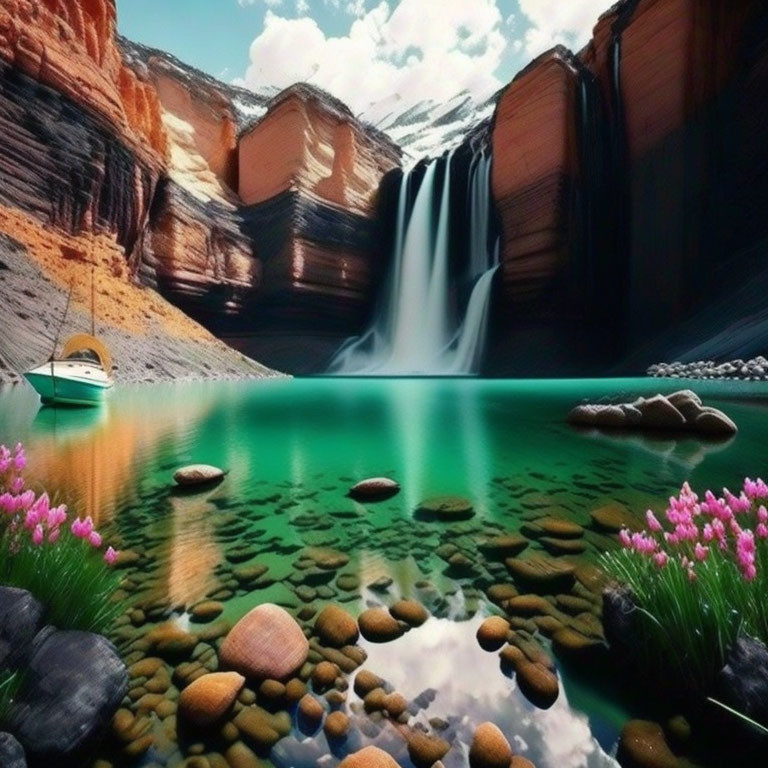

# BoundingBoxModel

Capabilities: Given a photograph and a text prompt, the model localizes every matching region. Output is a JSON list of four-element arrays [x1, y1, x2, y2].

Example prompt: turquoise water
[[0, 377, 765, 767]]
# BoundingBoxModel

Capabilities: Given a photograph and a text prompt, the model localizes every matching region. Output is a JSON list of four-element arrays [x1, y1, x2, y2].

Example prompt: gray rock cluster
[[648, 357, 768, 381], [568, 390, 737, 436], [0, 587, 127, 767]]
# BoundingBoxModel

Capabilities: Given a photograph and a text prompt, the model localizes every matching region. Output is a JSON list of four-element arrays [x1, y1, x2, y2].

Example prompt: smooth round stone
[[190, 601, 224, 623], [416, 496, 474, 521], [298, 693, 325, 724], [617, 720, 680, 768], [383, 692, 408, 719], [315, 605, 359, 648], [486, 584, 518, 604], [536, 517, 584, 539], [353, 669, 384, 697], [635, 395, 686, 429], [590, 503, 642, 533], [540, 537, 587, 556], [469, 722, 513, 768], [349, 477, 401, 501], [695, 408, 737, 436], [516, 662, 559, 709], [407, 730, 451, 767], [358, 608, 404, 643], [307, 548, 349, 570], [312, 661, 340, 690], [173, 465, 225, 487], [476, 617, 510, 651], [505, 557, 576, 593], [324, 711, 349, 740], [220, 604, 308, 680], [178, 672, 244, 726], [389, 600, 428, 627], [478, 534, 529, 557], [339, 746, 399, 767]]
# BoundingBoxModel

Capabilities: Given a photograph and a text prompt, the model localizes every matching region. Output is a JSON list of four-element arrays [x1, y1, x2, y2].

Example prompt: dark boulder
[[10, 628, 128, 762], [0, 732, 27, 768], [602, 585, 639, 655], [714, 635, 768, 739], [0, 587, 45, 669]]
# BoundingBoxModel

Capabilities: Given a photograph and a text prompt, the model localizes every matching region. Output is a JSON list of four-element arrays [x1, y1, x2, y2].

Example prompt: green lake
[[0, 377, 765, 768]]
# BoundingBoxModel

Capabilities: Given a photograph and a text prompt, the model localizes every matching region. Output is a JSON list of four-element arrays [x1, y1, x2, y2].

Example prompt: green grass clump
[[0, 532, 123, 634]]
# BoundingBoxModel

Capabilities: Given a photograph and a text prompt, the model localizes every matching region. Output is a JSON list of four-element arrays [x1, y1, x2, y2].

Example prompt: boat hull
[[24, 368, 112, 407]]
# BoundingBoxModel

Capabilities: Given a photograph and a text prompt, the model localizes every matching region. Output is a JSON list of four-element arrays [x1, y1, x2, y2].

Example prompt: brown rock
[[469, 721, 513, 768], [416, 496, 475, 521], [324, 710, 349, 740], [590, 503, 642, 533], [476, 617, 510, 651], [349, 477, 400, 501], [220, 604, 309, 680], [354, 669, 384, 697], [390, 600, 429, 627], [174, 464, 225, 486], [315, 605, 359, 647], [339, 746, 399, 768], [536, 517, 584, 539], [383, 691, 409, 719], [190, 601, 224, 623], [298, 694, 324, 724], [312, 661, 340, 691], [516, 662, 559, 709], [224, 741, 262, 768], [505, 557, 576, 593], [510, 757, 537, 768], [617, 720, 681, 768], [179, 671, 245, 726], [358, 608, 403, 642], [479, 535, 529, 557], [407, 730, 451, 767]]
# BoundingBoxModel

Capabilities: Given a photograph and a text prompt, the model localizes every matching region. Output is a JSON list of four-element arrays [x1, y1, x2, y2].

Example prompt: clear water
[[0, 377, 765, 767]]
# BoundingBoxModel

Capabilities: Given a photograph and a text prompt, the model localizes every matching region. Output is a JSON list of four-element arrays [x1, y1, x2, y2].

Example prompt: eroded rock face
[[0, 587, 44, 669]]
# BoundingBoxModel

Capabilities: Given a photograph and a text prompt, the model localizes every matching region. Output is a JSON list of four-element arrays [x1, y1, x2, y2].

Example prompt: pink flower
[[619, 529, 632, 548], [694, 543, 709, 561], [71, 516, 94, 540], [103, 546, 119, 566], [88, 531, 102, 548], [32, 524, 44, 546], [653, 551, 669, 568], [646, 509, 663, 532], [48, 526, 60, 544], [757, 523, 768, 539]]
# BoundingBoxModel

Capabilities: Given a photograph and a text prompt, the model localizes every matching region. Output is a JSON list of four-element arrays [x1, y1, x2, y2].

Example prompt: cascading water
[[329, 149, 499, 375]]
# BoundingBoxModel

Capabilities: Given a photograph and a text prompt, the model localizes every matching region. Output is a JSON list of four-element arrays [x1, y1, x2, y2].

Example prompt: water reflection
[[273, 615, 619, 768]]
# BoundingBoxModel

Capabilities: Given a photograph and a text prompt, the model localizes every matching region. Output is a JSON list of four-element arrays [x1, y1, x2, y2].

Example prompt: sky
[[116, 0, 613, 116]]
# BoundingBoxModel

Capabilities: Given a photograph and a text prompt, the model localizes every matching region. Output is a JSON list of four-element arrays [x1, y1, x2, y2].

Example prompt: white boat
[[24, 334, 114, 406]]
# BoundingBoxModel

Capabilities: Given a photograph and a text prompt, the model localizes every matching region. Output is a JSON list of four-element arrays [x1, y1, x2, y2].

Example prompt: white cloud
[[241, 0, 506, 118], [295, 0, 309, 13], [238, 0, 283, 6], [517, 0, 607, 57]]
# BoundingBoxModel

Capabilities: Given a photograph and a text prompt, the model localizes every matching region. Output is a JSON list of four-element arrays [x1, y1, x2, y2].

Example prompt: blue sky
[[116, 0, 610, 116]]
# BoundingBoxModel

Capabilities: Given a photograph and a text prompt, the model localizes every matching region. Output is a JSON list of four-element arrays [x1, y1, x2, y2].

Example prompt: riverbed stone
[[220, 604, 308, 681], [617, 720, 681, 768], [536, 518, 584, 539], [173, 465, 225, 487], [515, 662, 559, 709], [179, 672, 245, 726], [354, 669, 384, 697], [190, 601, 224, 624], [416, 496, 475, 521], [349, 478, 400, 501], [312, 661, 340, 691], [590, 503, 641, 533], [390, 600, 429, 627], [298, 694, 325, 726], [476, 617, 510, 651], [505, 557, 575, 593], [324, 710, 349, 739], [339, 746, 399, 767], [479, 535, 529, 557], [695, 408, 738, 436], [315, 605, 359, 647], [469, 721, 513, 768], [407, 730, 450, 767], [358, 608, 404, 642]]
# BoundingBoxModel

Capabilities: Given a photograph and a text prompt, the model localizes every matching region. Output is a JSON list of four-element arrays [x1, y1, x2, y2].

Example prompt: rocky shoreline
[[648, 358, 768, 382]]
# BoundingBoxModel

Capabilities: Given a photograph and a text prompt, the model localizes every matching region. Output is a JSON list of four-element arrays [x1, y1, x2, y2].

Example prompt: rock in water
[[10, 629, 127, 761], [220, 603, 308, 680], [469, 722, 513, 768], [349, 477, 400, 501], [0, 733, 26, 768], [173, 464, 225, 487], [415, 496, 475, 521], [0, 587, 44, 668], [715, 634, 768, 735], [315, 605, 359, 648], [339, 746, 399, 767], [617, 720, 680, 768], [358, 608, 404, 643], [179, 671, 245, 726]]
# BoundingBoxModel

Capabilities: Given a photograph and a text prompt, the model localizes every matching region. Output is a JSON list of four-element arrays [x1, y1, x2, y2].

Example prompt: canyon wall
[[488, 0, 768, 373], [0, 0, 766, 378]]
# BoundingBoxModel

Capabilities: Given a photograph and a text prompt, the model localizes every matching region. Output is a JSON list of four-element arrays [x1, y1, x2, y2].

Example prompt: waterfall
[[329, 149, 499, 375]]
